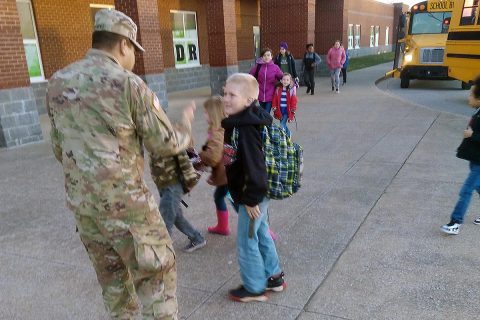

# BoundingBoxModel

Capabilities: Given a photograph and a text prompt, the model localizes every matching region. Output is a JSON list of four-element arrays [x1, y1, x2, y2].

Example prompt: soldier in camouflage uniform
[[46, 9, 193, 319]]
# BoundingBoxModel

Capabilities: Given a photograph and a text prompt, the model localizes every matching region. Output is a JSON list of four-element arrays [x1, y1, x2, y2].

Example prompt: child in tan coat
[[200, 96, 230, 235]]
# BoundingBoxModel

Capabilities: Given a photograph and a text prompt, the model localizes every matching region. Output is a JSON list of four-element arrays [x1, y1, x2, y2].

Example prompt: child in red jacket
[[272, 73, 297, 138]]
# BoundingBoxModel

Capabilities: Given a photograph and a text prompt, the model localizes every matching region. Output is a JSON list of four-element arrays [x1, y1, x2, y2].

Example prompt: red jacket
[[272, 85, 297, 122]]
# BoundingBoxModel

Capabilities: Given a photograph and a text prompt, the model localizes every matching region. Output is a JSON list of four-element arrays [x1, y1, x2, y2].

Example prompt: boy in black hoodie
[[222, 73, 285, 302]]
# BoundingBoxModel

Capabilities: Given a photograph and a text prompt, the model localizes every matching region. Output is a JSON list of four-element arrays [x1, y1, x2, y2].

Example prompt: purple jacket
[[326, 47, 346, 70], [249, 58, 283, 103]]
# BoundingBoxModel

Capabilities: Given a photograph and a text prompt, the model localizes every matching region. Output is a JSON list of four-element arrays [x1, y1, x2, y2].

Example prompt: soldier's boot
[[208, 210, 230, 236]]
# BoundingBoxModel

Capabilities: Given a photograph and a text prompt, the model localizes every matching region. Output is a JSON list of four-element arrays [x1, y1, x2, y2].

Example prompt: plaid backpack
[[232, 124, 303, 200]]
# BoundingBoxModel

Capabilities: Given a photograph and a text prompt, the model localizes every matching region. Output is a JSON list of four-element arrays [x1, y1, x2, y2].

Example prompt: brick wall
[[115, 0, 164, 75], [206, 0, 238, 67], [315, 0, 345, 55], [345, 0, 395, 54], [0, 0, 30, 89], [261, 0, 316, 59], [32, 0, 114, 79]]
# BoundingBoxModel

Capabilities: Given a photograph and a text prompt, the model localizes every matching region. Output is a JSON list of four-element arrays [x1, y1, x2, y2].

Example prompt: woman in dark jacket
[[441, 77, 480, 235]]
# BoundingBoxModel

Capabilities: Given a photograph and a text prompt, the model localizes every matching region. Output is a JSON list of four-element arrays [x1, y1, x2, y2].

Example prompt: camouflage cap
[[94, 9, 145, 52]]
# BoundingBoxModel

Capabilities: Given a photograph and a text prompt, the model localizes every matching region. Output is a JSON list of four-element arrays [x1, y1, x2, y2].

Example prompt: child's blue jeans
[[280, 114, 291, 138], [159, 182, 204, 243], [236, 197, 281, 294], [451, 162, 480, 224], [259, 101, 272, 114]]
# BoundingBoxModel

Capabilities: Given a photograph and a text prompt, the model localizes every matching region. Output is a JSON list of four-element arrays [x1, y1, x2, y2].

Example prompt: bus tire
[[400, 74, 410, 88], [461, 81, 471, 90]]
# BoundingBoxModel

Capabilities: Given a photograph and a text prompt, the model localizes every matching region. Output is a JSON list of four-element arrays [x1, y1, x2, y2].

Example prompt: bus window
[[411, 11, 452, 34], [460, 0, 479, 25]]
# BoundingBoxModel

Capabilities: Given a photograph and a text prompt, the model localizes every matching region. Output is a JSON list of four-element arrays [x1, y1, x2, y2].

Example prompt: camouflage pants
[[75, 214, 178, 320]]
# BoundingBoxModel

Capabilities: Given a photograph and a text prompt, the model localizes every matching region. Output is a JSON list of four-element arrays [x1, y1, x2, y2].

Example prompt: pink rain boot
[[208, 210, 230, 236], [268, 228, 277, 241]]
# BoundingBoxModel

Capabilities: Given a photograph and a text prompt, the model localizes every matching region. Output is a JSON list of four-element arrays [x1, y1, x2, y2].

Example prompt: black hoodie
[[221, 103, 273, 206]]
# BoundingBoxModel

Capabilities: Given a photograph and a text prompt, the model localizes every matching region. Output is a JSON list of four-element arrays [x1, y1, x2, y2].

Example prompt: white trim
[[16, 0, 45, 81], [89, 4, 114, 9], [170, 9, 197, 14]]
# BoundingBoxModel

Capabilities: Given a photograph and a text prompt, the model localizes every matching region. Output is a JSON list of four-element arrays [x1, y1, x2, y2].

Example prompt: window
[[171, 10, 200, 68], [385, 26, 390, 45], [348, 24, 354, 49], [375, 26, 380, 47], [354, 25, 361, 49], [90, 4, 114, 27], [370, 26, 375, 47], [460, 0, 479, 25], [16, 0, 44, 82], [411, 11, 452, 34], [253, 26, 260, 58]]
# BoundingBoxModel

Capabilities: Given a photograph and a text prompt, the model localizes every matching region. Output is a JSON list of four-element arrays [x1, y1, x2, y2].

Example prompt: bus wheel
[[461, 82, 472, 90], [400, 74, 410, 88]]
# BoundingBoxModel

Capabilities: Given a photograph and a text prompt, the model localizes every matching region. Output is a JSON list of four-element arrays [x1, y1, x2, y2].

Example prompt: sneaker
[[336, 89, 339, 93], [183, 239, 207, 253], [440, 221, 461, 235], [474, 217, 480, 225], [332, 86, 335, 91], [229, 286, 268, 303], [267, 272, 286, 292]]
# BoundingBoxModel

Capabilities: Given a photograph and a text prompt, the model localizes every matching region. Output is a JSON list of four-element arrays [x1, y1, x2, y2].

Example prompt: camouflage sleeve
[[127, 76, 192, 159], [46, 89, 63, 163]]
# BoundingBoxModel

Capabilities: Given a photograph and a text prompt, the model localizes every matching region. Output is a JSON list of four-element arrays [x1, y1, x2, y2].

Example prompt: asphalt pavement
[[1, 62, 479, 320]]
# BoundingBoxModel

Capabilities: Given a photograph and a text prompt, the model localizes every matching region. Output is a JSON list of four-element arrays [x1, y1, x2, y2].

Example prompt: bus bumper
[[401, 66, 450, 80]]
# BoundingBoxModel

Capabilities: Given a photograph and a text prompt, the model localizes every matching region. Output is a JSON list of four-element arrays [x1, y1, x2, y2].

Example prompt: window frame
[[375, 26, 380, 47], [170, 10, 201, 69], [354, 24, 361, 49], [16, 0, 45, 83], [385, 26, 390, 45], [370, 26, 375, 47], [348, 24, 354, 50], [460, 0, 479, 25]]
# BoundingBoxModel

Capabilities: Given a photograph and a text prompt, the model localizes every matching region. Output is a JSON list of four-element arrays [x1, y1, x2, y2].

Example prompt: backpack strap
[[254, 63, 262, 80]]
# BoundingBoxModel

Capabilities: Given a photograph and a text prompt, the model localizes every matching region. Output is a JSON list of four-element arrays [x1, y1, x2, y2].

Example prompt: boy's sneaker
[[229, 286, 268, 303], [440, 221, 461, 235], [473, 217, 480, 225], [267, 272, 286, 292], [183, 239, 206, 253]]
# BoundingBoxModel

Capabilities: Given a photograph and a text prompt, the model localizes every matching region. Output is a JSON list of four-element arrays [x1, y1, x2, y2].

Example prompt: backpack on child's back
[[230, 123, 303, 200]]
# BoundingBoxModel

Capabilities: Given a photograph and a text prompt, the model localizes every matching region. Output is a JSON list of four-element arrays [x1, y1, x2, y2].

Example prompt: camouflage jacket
[[47, 49, 191, 220], [150, 151, 200, 192]]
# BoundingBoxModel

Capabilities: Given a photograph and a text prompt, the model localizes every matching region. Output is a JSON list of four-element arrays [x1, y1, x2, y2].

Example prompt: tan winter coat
[[199, 128, 227, 186]]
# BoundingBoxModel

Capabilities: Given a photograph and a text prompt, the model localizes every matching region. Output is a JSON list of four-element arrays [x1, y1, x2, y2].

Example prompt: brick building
[[0, 0, 404, 148]]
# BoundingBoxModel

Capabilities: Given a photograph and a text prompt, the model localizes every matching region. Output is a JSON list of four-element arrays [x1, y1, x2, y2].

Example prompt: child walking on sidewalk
[[222, 73, 285, 302], [150, 151, 206, 252], [199, 96, 230, 236], [272, 73, 297, 138], [441, 77, 480, 235]]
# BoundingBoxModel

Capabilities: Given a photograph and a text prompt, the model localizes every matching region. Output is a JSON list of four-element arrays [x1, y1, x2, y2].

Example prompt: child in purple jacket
[[250, 48, 283, 114]]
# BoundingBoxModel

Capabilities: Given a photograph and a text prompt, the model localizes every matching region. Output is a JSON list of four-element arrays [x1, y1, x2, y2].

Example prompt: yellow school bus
[[445, 0, 480, 89], [388, 0, 454, 88]]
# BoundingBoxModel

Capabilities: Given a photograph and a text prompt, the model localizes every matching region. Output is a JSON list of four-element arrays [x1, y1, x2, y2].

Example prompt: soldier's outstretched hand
[[183, 100, 196, 124]]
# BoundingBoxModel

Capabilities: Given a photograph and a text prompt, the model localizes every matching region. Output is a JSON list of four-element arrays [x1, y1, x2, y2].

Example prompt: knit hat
[[279, 41, 288, 49]]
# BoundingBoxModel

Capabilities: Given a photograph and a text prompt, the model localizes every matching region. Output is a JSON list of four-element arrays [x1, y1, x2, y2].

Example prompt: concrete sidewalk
[[1, 63, 479, 320]]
